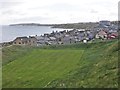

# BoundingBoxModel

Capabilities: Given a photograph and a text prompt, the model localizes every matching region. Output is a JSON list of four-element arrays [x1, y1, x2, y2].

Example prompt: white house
[[95, 30, 108, 39]]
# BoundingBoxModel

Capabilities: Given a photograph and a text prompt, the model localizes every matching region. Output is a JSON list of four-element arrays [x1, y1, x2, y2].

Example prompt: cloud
[[4, 16, 54, 24], [0, 1, 24, 10], [90, 9, 98, 13], [14, 16, 51, 22], [0, 0, 119, 24], [44, 3, 79, 12], [2, 9, 26, 16]]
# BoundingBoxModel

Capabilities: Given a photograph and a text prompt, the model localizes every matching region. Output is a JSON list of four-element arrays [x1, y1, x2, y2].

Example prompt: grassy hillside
[[2, 45, 32, 65], [47, 40, 119, 88], [52, 22, 98, 29], [2, 40, 119, 88]]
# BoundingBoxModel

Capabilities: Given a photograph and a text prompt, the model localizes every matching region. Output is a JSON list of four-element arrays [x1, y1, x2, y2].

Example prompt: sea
[[1, 25, 72, 43]]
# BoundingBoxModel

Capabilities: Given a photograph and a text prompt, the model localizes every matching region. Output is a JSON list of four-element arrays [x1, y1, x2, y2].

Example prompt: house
[[108, 24, 118, 31], [59, 30, 67, 35], [13, 37, 29, 45], [13, 36, 37, 46], [35, 35, 54, 46], [28, 36, 37, 46], [87, 33, 95, 40], [56, 37, 63, 45], [34, 36, 46, 46], [95, 30, 108, 39], [107, 32, 118, 39], [74, 36, 80, 42], [44, 33, 49, 37], [54, 33, 62, 39], [49, 37, 57, 45], [94, 21, 111, 32], [44, 36, 50, 43], [60, 35, 74, 44], [68, 29, 78, 35], [76, 36, 84, 42], [99, 20, 111, 26]]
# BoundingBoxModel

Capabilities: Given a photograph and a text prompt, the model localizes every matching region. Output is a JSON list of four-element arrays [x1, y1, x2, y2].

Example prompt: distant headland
[[9, 21, 118, 29]]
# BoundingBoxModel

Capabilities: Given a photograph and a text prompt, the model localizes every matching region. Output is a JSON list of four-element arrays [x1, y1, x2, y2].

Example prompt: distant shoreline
[[9, 21, 118, 29], [9, 23, 53, 27], [1, 25, 72, 43]]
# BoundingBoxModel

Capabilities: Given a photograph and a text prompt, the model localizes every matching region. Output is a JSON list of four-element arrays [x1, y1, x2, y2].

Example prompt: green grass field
[[2, 40, 119, 88]]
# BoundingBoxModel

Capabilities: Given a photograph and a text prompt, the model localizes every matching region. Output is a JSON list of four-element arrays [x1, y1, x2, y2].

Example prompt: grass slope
[[47, 41, 118, 88], [2, 40, 119, 88], [2, 45, 32, 65], [3, 49, 84, 88]]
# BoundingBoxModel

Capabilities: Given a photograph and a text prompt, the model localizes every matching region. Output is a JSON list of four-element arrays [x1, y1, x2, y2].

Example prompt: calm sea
[[1, 25, 71, 43]]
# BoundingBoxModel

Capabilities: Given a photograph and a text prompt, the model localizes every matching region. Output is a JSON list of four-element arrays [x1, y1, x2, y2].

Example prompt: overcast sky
[[0, 0, 119, 25]]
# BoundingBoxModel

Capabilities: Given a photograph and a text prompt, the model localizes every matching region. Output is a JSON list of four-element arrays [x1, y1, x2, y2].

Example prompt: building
[[28, 36, 37, 46], [61, 35, 71, 44], [107, 32, 118, 39], [34, 36, 46, 46], [49, 37, 57, 45], [99, 20, 111, 26], [95, 30, 108, 39], [13, 37, 29, 45], [13, 36, 37, 46]]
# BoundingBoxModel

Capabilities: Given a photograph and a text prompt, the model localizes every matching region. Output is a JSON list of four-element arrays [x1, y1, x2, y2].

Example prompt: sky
[[0, 0, 119, 25]]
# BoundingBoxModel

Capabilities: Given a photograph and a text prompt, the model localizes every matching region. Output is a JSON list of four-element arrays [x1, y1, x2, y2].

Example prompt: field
[[2, 40, 119, 88]]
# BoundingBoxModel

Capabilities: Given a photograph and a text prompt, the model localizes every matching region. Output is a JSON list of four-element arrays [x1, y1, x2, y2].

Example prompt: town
[[2, 20, 119, 47]]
